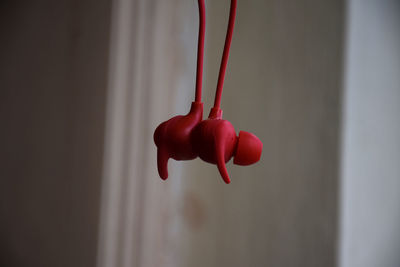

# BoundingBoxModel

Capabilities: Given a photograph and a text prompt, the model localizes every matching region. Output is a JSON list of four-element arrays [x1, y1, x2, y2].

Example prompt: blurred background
[[0, 0, 399, 267]]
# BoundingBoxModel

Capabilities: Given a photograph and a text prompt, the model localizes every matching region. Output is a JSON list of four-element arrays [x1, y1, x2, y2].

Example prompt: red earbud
[[154, 102, 203, 179], [192, 107, 262, 184], [154, 0, 262, 184]]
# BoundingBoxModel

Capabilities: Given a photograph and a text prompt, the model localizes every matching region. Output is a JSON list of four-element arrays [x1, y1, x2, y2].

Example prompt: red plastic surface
[[233, 131, 263, 166], [191, 109, 237, 184], [153, 0, 263, 184], [154, 102, 203, 180], [195, 0, 205, 102], [213, 0, 237, 109]]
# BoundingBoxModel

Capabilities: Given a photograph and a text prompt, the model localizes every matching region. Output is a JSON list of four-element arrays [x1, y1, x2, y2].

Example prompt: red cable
[[213, 0, 237, 109], [195, 0, 206, 103]]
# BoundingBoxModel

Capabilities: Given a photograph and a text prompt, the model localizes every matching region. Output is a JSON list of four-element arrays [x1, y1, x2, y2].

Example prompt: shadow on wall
[[0, 0, 111, 266]]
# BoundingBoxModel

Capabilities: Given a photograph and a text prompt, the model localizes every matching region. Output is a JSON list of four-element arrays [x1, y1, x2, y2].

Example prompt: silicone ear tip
[[233, 131, 262, 166]]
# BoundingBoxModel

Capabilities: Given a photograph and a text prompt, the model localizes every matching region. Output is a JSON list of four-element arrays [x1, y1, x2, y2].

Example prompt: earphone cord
[[195, 0, 206, 103], [213, 0, 237, 109]]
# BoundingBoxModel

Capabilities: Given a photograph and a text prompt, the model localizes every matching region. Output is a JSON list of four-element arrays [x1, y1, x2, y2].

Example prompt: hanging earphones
[[154, 0, 262, 184]]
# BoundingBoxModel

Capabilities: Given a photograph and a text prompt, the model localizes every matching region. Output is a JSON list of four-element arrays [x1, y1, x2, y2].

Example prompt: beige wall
[[3, 1, 400, 267], [99, 0, 344, 266], [0, 0, 111, 266], [1, 0, 349, 267], [176, 1, 344, 266]]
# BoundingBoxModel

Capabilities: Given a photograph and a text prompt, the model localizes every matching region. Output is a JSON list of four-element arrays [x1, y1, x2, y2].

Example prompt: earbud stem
[[208, 107, 222, 119], [189, 101, 204, 117]]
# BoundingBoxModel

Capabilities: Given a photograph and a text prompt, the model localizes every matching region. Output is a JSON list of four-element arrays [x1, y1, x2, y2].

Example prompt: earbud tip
[[233, 131, 262, 166]]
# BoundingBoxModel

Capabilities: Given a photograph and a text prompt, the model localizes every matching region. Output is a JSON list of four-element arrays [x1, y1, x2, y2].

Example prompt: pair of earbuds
[[154, 0, 262, 184]]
